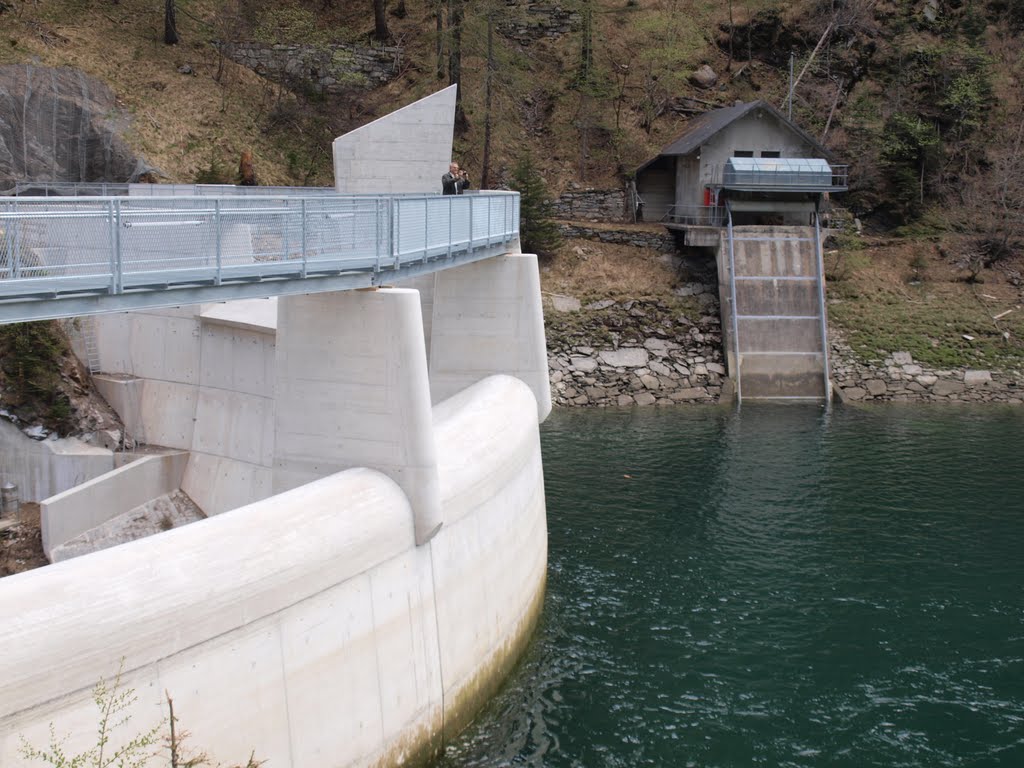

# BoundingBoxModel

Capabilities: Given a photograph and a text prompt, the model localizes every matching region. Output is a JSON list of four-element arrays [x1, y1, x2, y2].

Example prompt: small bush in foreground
[[20, 663, 263, 768]]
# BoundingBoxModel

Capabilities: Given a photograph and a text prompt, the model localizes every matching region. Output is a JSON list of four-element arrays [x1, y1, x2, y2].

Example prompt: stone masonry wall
[[220, 42, 402, 94], [545, 304, 1024, 407], [556, 223, 676, 252], [546, 295, 727, 407], [552, 187, 627, 221], [499, 3, 581, 45], [545, 224, 1022, 408], [830, 336, 1024, 405]]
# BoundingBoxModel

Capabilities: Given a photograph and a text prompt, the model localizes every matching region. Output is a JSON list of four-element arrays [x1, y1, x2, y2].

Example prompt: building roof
[[634, 100, 834, 175]]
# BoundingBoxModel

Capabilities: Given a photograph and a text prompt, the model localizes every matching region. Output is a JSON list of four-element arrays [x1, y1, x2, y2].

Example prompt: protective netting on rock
[[0, 64, 157, 191]]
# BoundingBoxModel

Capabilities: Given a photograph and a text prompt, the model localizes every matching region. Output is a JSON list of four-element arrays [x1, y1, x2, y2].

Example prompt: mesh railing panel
[[0, 192, 519, 296]]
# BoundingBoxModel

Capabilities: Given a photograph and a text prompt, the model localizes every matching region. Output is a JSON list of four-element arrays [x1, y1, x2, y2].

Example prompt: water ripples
[[437, 406, 1024, 767]]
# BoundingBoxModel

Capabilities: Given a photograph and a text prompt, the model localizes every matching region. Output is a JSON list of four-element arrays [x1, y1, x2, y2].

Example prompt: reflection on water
[[436, 405, 1024, 768]]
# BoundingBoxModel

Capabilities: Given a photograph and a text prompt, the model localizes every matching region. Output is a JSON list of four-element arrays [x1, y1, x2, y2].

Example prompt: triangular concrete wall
[[332, 85, 457, 194]]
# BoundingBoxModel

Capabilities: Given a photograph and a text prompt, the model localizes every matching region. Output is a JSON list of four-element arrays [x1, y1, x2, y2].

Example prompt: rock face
[[0, 65, 152, 189]]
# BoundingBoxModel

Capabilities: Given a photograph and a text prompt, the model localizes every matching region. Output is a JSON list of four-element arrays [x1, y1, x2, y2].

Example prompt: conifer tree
[[511, 154, 561, 258]]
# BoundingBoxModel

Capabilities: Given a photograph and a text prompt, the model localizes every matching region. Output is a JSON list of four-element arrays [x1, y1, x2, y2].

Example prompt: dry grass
[[541, 239, 680, 300], [1, 0, 326, 185], [827, 236, 1024, 369], [0, 0, 802, 192]]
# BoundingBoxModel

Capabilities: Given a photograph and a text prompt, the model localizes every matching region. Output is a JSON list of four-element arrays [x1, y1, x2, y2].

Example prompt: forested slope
[[0, 0, 1022, 369]]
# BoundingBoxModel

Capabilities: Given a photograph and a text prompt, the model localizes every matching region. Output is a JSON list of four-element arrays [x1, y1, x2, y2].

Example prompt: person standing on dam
[[442, 162, 471, 195]]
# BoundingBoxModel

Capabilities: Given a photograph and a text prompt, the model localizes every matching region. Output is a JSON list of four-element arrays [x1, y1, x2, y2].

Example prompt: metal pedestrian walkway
[[0, 188, 519, 324]]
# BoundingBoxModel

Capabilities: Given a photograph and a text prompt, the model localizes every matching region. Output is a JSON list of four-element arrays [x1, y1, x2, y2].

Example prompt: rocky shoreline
[[546, 292, 729, 407], [545, 298, 1024, 407], [830, 338, 1023, 405]]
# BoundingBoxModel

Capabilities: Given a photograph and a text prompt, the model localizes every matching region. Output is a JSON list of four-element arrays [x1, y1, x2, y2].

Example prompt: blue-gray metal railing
[[710, 163, 849, 190], [3, 181, 130, 197], [0, 191, 520, 301], [661, 204, 725, 226], [0, 182, 345, 198]]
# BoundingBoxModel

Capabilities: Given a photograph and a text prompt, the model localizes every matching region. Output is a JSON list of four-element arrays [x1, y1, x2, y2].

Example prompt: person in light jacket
[[442, 162, 471, 195]]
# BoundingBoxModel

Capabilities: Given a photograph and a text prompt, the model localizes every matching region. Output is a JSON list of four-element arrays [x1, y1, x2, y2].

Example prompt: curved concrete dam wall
[[0, 374, 547, 767]]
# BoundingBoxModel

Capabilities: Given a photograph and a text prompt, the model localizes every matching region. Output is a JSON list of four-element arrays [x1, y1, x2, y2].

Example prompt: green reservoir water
[[438, 405, 1024, 767]]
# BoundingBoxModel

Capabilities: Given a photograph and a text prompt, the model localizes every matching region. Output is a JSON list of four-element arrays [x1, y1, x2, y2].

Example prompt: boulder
[[649, 361, 672, 376], [689, 64, 718, 89]]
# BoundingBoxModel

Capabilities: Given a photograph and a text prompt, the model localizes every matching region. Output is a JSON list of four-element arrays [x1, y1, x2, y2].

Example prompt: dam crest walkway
[[0, 183, 519, 324]]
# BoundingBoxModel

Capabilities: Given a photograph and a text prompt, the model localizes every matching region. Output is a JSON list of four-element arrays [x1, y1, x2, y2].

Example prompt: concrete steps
[[720, 224, 830, 402]]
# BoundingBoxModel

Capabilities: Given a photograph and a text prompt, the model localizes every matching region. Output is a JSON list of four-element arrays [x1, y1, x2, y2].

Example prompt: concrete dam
[[0, 86, 551, 767]]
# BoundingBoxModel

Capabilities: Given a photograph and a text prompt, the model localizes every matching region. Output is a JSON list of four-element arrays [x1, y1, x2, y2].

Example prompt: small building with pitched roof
[[634, 100, 846, 229]]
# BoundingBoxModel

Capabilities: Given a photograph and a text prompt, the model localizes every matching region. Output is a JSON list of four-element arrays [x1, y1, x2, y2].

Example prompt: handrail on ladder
[[812, 202, 832, 403], [725, 201, 742, 405]]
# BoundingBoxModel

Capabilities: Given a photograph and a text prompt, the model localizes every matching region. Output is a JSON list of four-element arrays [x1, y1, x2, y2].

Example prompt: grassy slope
[[826, 237, 1024, 371], [1, 0, 1022, 371]]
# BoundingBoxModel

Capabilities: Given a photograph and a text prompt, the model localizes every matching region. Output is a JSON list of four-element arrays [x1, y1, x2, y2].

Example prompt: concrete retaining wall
[[40, 452, 188, 559], [0, 420, 114, 502], [91, 301, 277, 517], [0, 374, 546, 768]]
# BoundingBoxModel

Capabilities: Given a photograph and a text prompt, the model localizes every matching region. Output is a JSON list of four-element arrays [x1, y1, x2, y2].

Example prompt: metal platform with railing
[[0, 188, 519, 323], [661, 205, 726, 227], [713, 159, 849, 192]]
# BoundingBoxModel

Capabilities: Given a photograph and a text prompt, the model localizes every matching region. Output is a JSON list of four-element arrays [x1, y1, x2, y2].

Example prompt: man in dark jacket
[[442, 162, 471, 195]]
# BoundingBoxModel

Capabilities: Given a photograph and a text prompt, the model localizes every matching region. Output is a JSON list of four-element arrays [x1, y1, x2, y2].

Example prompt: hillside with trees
[[0, 0, 1022, 373]]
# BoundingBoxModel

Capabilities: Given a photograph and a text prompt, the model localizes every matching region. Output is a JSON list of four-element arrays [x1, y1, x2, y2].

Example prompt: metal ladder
[[82, 316, 101, 375], [725, 202, 831, 403], [79, 316, 134, 450]]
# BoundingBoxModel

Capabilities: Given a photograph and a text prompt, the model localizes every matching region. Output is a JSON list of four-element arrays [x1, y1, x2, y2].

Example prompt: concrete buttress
[[429, 253, 552, 423], [273, 288, 443, 544]]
